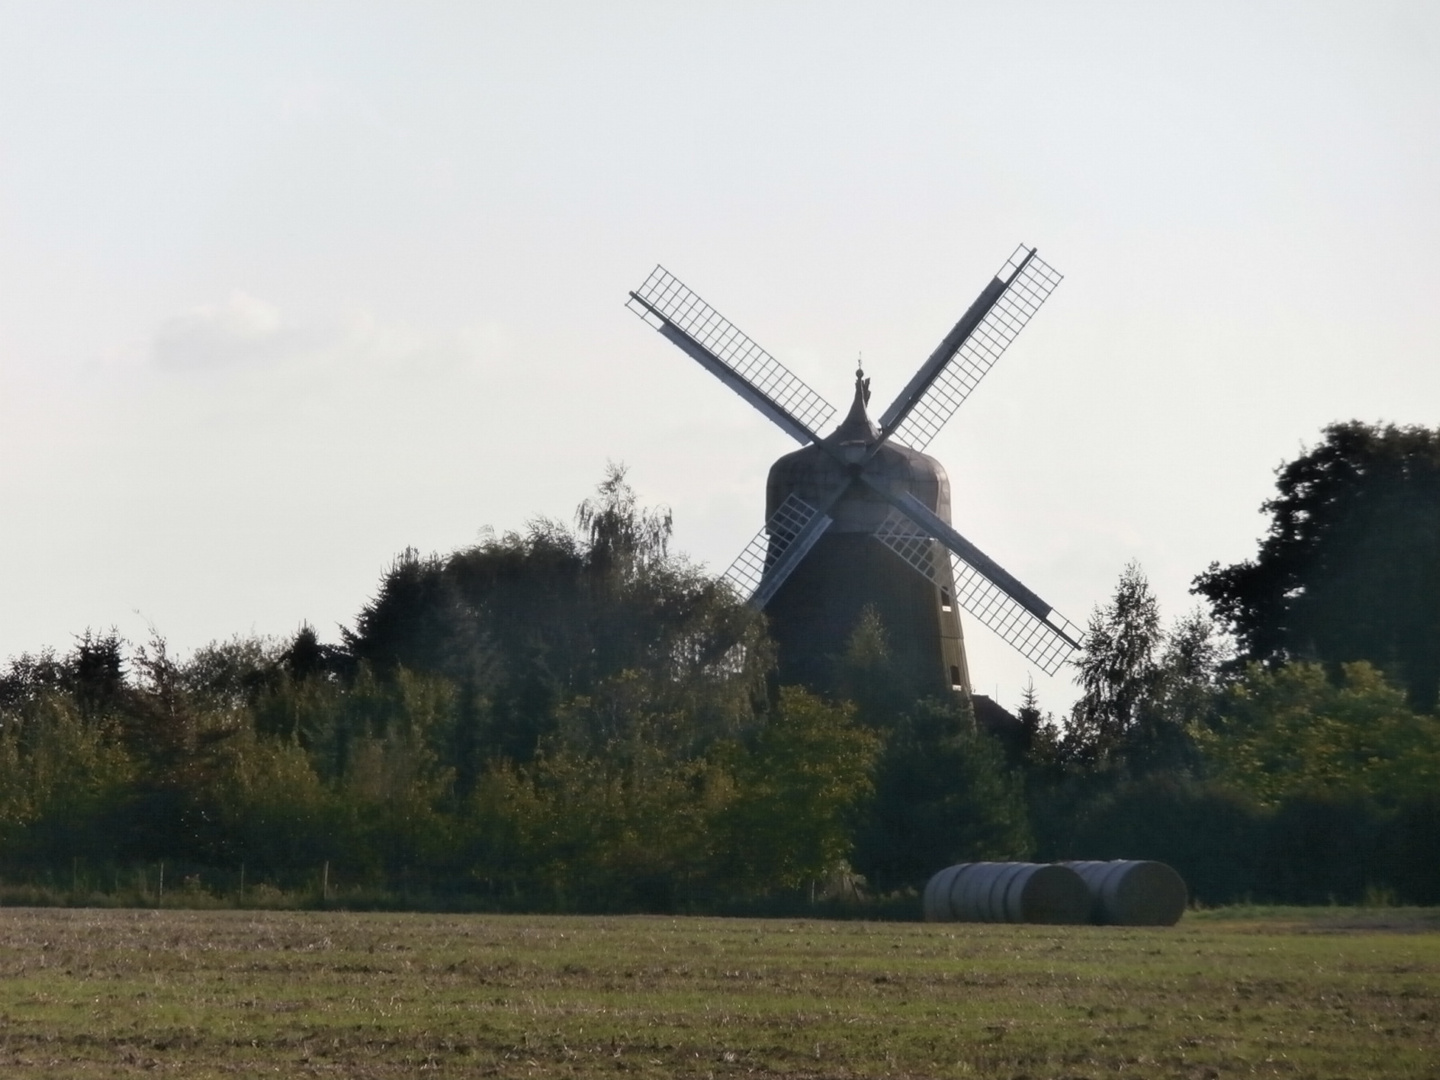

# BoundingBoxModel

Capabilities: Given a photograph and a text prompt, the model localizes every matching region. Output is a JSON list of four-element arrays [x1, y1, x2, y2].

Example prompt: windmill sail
[[628, 266, 836, 444], [945, 554, 1085, 675], [721, 493, 833, 610], [873, 504, 1083, 675], [864, 484, 1057, 618], [880, 246, 1063, 451]]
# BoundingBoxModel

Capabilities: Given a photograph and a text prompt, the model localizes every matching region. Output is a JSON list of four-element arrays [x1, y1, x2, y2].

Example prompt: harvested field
[[0, 906, 1436, 1078]]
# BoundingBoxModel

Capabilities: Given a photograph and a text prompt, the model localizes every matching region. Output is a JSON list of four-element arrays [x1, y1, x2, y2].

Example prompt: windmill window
[[940, 586, 953, 611], [950, 665, 962, 689]]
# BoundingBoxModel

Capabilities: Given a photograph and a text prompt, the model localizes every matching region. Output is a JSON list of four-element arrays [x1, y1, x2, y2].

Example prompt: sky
[[2, 3, 1437, 716]]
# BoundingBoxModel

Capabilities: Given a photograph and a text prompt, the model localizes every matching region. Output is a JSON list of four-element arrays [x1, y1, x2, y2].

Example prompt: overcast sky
[[2, 3, 1437, 715]]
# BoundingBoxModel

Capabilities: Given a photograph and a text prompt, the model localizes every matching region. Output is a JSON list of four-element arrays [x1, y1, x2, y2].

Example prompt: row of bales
[[923, 860, 1188, 926]]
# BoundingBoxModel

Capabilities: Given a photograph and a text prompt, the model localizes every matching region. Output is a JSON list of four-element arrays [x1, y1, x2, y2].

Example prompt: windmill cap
[[829, 366, 880, 445]]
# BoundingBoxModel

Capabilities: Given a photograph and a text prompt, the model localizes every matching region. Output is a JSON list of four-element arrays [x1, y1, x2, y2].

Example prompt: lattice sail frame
[[873, 508, 1084, 676], [627, 266, 837, 439], [890, 247, 1064, 451], [721, 493, 821, 603]]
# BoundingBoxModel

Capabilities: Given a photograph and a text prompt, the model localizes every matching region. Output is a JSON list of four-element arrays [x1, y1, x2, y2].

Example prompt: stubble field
[[0, 905, 1435, 1079]]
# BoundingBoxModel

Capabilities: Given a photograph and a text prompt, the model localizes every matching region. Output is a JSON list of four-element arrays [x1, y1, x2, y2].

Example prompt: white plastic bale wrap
[[922, 863, 971, 921], [922, 862, 1090, 924], [1063, 860, 1188, 926]]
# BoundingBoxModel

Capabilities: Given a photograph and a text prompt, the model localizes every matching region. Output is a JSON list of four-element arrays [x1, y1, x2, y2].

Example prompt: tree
[[575, 460, 674, 583], [836, 604, 916, 726], [1064, 564, 1222, 774], [0, 691, 135, 867], [468, 732, 720, 911], [1199, 661, 1440, 807], [0, 630, 128, 719], [344, 467, 768, 765], [713, 687, 879, 895], [1193, 422, 1440, 710], [1193, 660, 1440, 904], [1013, 677, 1062, 771], [1065, 561, 1164, 765], [117, 635, 244, 862]]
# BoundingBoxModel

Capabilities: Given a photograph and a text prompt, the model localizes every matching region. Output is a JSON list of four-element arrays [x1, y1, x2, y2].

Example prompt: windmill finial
[[830, 356, 878, 444], [855, 354, 871, 405]]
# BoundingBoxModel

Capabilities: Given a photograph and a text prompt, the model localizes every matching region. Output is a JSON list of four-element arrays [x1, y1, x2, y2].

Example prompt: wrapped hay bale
[[1063, 860, 1188, 926], [922, 862, 1090, 924], [922, 862, 972, 922]]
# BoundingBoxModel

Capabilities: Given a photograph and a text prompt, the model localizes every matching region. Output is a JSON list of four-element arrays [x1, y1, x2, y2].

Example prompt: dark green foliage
[[108, 636, 245, 865], [853, 696, 1032, 892], [0, 630, 127, 716], [1200, 661, 1440, 807], [346, 546, 499, 685], [1012, 678, 1062, 772], [5, 455, 1440, 911], [1032, 557, 1440, 906], [1386, 795, 1440, 904], [280, 623, 350, 682], [835, 604, 915, 723], [1263, 792, 1385, 904], [1, 468, 869, 910], [1194, 421, 1440, 710], [345, 465, 767, 764], [711, 687, 879, 897]]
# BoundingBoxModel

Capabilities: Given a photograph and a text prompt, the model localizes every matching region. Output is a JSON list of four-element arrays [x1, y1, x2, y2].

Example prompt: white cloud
[[148, 291, 516, 385], [151, 290, 285, 369]]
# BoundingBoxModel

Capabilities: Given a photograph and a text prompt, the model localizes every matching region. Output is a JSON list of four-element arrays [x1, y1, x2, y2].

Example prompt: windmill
[[625, 245, 1083, 700]]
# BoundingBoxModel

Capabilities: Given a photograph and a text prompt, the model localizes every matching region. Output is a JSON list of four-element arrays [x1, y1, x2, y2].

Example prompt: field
[[0, 906, 1436, 1078]]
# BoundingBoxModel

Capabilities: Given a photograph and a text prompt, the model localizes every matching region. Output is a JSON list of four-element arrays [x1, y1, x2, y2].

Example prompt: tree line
[[1, 424, 1438, 910]]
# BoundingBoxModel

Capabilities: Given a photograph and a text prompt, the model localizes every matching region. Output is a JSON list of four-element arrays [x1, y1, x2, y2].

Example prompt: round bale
[[1063, 860, 1188, 926], [984, 862, 1033, 922], [1003, 863, 1091, 924], [922, 863, 971, 922], [947, 862, 1001, 921], [923, 862, 1089, 924]]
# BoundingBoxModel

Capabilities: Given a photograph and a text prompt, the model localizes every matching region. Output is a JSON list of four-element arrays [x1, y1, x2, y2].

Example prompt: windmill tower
[[625, 245, 1082, 699]]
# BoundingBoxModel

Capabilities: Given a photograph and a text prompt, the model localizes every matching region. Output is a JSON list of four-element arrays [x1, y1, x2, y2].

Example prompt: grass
[[0, 906, 1435, 1078]]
